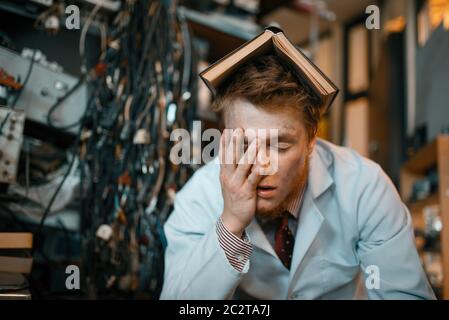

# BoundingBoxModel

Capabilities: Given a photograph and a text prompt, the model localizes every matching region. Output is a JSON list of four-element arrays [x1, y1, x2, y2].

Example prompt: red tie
[[274, 211, 295, 270]]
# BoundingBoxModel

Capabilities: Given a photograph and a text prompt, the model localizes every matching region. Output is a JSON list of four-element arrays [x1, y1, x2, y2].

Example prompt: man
[[160, 55, 435, 300]]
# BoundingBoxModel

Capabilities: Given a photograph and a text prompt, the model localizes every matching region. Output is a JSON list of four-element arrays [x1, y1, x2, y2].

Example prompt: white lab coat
[[160, 139, 435, 300]]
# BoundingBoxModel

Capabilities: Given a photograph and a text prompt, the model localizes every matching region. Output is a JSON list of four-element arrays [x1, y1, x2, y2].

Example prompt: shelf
[[403, 139, 438, 174], [408, 193, 440, 212], [180, 6, 261, 42], [401, 134, 449, 299], [408, 193, 440, 232], [179, 6, 262, 62]]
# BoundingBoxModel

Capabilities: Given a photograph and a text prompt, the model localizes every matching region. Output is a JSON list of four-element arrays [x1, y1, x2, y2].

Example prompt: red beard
[[256, 154, 309, 220]]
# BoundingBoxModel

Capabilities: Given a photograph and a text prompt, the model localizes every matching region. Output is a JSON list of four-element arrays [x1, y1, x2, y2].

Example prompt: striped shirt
[[216, 185, 306, 272]]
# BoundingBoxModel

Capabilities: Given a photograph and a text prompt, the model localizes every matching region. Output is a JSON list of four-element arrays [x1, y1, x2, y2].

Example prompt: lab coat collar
[[308, 140, 334, 200]]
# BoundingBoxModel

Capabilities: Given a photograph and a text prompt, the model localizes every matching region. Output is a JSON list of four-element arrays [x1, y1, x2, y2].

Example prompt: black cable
[[32, 103, 87, 255], [32, 81, 96, 258], [32, 153, 76, 253], [179, 10, 192, 96], [75, 0, 198, 296], [11, 50, 37, 109], [46, 76, 85, 130], [0, 112, 11, 136]]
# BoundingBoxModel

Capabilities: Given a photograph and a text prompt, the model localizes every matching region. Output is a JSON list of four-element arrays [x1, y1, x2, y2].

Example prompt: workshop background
[[0, 0, 448, 300]]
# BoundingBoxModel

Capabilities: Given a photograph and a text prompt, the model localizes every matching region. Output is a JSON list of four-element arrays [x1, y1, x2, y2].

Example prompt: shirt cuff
[[216, 217, 253, 273]]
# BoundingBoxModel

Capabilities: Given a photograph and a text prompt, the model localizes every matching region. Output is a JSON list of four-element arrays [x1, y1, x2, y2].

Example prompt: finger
[[234, 128, 244, 165], [245, 166, 263, 189], [224, 129, 236, 168], [219, 130, 232, 172], [229, 129, 243, 169], [220, 129, 233, 171], [234, 138, 259, 183], [219, 131, 225, 164]]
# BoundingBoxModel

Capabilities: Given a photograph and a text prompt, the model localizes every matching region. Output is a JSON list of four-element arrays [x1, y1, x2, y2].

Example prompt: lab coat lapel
[[246, 218, 277, 258], [289, 146, 333, 282], [288, 190, 324, 281]]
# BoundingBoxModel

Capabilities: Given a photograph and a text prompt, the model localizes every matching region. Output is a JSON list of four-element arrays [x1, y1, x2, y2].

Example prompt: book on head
[[199, 26, 339, 113]]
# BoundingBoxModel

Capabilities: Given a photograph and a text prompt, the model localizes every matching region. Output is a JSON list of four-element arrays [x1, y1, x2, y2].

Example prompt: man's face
[[225, 99, 314, 218]]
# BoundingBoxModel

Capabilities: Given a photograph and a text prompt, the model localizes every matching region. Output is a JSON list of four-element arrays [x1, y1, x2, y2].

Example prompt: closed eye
[[270, 143, 290, 151]]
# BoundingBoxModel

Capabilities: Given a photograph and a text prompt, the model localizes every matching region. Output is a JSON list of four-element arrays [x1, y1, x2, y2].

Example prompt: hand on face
[[219, 128, 264, 238]]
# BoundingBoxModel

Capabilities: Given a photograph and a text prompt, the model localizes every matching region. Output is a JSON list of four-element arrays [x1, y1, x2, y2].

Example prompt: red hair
[[211, 54, 322, 140]]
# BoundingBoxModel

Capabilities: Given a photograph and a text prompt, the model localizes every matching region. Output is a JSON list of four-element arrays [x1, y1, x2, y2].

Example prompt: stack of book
[[0, 232, 33, 300]]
